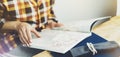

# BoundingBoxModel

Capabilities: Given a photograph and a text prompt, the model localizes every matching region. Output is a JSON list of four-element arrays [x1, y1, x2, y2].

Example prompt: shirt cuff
[[48, 18, 58, 23]]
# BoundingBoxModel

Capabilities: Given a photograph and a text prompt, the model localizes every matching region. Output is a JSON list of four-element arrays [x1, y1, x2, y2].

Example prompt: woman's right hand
[[16, 22, 40, 46], [1, 21, 40, 46]]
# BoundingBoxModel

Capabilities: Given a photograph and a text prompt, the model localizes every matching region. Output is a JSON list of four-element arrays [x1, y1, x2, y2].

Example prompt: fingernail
[[30, 40, 32, 43], [22, 44, 26, 47], [29, 43, 32, 46], [27, 44, 30, 47]]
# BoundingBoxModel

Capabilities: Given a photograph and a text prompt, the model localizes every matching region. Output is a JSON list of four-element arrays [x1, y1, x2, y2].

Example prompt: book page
[[30, 29, 91, 53], [53, 16, 111, 33]]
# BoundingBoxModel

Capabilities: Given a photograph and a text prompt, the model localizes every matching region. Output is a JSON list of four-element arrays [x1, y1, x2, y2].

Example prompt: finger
[[18, 28, 26, 44], [26, 27, 32, 43], [18, 34, 24, 44], [55, 23, 63, 27], [23, 27, 31, 46], [17, 26, 25, 44], [19, 27, 30, 46], [19, 35, 29, 46], [31, 29, 40, 38]]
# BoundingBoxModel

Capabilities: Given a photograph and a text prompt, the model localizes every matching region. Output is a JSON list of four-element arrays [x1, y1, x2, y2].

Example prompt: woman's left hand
[[46, 20, 63, 29]]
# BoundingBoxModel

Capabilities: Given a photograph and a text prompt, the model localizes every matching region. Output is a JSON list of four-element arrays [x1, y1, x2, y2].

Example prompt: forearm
[[1, 21, 21, 31]]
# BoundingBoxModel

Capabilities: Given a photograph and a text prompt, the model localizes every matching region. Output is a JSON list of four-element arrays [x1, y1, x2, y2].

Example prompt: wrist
[[14, 21, 22, 31], [1, 21, 22, 31]]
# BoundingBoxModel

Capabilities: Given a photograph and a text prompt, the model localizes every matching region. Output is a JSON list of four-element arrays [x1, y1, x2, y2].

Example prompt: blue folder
[[9, 33, 120, 57], [51, 33, 120, 57]]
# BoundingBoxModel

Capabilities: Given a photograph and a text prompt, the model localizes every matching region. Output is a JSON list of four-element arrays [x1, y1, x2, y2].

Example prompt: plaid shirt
[[0, 0, 56, 29], [0, 0, 57, 56]]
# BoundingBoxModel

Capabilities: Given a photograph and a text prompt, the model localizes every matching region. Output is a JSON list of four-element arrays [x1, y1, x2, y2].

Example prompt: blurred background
[[53, 0, 117, 22]]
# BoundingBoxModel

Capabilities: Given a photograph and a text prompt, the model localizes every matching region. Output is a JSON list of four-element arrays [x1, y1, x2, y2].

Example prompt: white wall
[[117, 0, 120, 15], [53, 0, 117, 22]]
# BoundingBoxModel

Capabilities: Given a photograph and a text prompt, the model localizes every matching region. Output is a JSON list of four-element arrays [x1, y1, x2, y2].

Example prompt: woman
[[0, 0, 62, 54]]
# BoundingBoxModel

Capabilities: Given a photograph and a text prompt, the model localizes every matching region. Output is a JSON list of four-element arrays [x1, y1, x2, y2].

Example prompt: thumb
[[31, 29, 40, 38]]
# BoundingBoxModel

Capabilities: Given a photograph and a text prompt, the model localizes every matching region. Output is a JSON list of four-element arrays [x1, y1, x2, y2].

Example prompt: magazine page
[[30, 29, 91, 53], [53, 16, 111, 33]]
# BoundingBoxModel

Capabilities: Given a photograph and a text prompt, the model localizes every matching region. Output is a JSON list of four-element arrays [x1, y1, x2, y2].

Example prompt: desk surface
[[9, 33, 120, 57]]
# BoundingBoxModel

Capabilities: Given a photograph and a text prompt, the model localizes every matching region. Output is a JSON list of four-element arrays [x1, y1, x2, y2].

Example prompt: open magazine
[[29, 16, 111, 54]]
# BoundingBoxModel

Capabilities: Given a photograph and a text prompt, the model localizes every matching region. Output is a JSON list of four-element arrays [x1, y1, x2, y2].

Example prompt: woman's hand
[[46, 20, 63, 29], [1, 21, 40, 46], [16, 22, 40, 46]]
